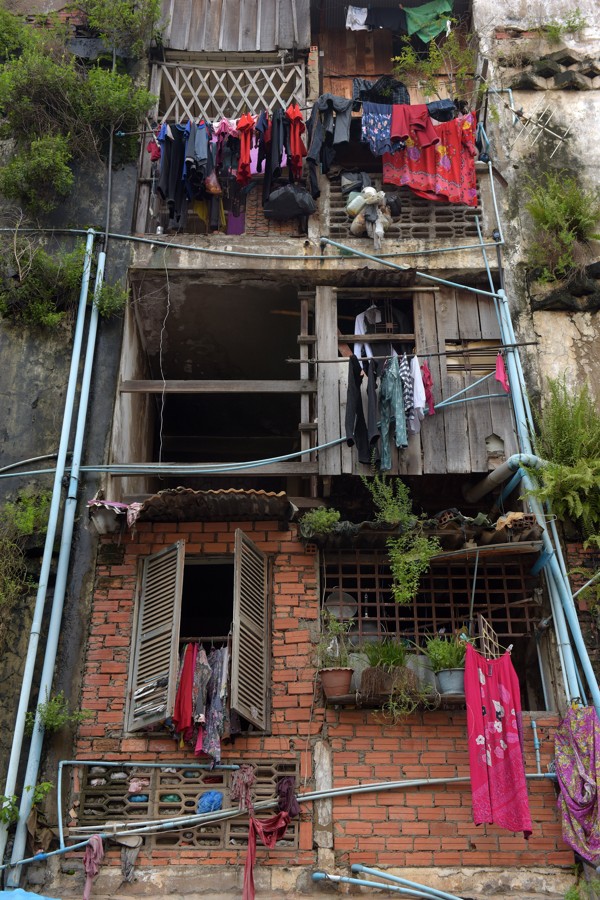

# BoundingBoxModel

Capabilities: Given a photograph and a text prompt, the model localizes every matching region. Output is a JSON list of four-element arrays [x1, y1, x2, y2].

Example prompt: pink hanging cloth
[[464, 644, 532, 837], [172, 642, 197, 741], [495, 353, 510, 392], [242, 811, 291, 900], [83, 834, 104, 900], [420, 360, 435, 415]]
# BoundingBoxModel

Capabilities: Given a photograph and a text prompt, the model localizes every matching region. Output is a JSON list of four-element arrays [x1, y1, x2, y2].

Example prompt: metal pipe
[[0, 454, 66, 474], [312, 872, 435, 898], [0, 229, 95, 867], [0, 436, 347, 481], [464, 453, 598, 710], [0, 227, 507, 262], [531, 720, 542, 775], [320, 238, 502, 300], [573, 570, 600, 601], [65, 773, 556, 840], [434, 393, 508, 409], [352, 865, 465, 900], [6, 252, 107, 888]]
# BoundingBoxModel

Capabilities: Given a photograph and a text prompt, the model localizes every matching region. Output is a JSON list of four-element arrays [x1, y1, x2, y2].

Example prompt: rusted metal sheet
[[163, 0, 310, 52], [133, 487, 294, 522], [320, 28, 393, 98]]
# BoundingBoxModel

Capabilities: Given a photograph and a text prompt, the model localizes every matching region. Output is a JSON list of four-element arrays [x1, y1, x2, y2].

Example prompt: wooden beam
[[120, 380, 317, 393]]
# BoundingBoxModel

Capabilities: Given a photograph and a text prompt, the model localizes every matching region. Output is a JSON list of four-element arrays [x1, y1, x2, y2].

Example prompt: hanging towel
[[464, 644, 532, 837], [495, 353, 510, 392], [242, 812, 291, 900], [83, 834, 105, 900], [555, 706, 600, 866], [405, 0, 453, 42], [408, 355, 427, 434]]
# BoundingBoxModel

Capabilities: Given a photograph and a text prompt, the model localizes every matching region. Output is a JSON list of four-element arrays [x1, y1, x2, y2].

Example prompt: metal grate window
[[74, 761, 299, 850], [323, 551, 539, 646]]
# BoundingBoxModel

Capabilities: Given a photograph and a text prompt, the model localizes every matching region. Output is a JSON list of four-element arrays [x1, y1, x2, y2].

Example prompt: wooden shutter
[[126, 541, 185, 732], [231, 529, 269, 730]]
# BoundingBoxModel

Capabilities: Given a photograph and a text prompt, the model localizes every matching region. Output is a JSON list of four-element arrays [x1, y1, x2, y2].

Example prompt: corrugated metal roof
[[133, 487, 295, 522], [163, 0, 311, 53]]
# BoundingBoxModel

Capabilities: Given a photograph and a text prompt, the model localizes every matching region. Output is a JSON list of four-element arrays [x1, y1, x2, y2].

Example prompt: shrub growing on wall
[[0, 1, 157, 210]]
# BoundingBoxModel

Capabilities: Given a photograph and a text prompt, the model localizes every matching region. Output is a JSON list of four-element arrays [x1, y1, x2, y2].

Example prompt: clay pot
[[319, 667, 354, 698]]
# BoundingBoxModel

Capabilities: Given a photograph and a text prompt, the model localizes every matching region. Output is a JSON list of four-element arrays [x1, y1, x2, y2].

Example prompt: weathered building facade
[[1, 0, 600, 897]]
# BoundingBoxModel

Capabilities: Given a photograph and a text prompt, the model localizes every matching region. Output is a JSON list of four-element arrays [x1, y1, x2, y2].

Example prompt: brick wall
[[71, 521, 571, 873]]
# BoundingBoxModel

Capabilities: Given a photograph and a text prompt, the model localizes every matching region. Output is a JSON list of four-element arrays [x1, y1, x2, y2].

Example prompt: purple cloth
[[555, 706, 600, 865], [227, 211, 245, 235]]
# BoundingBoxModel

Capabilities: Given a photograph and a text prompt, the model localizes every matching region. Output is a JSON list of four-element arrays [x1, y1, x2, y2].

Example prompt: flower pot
[[437, 668, 465, 695], [406, 654, 437, 693], [319, 667, 354, 699]]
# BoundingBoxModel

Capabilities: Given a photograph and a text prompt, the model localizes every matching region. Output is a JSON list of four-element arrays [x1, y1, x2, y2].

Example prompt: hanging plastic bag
[[205, 170, 222, 195]]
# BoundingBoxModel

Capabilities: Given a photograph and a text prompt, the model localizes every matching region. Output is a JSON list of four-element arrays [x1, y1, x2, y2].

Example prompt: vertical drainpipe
[[0, 230, 95, 867], [495, 290, 583, 705], [6, 253, 106, 886]]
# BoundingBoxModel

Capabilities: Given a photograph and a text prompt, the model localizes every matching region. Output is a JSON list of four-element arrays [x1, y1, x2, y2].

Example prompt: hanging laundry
[[555, 707, 600, 866], [197, 646, 228, 764], [365, 7, 406, 31], [345, 354, 372, 465], [172, 642, 197, 742], [353, 76, 410, 107], [306, 94, 353, 198], [382, 112, 478, 207], [426, 98, 457, 122], [464, 643, 532, 838], [83, 835, 105, 900], [157, 122, 189, 221], [408, 355, 427, 434], [285, 102, 307, 181], [361, 102, 396, 157], [242, 812, 291, 900], [346, 5, 369, 30], [391, 104, 440, 149], [495, 353, 510, 392], [421, 360, 436, 414], [236, 112, 256, 186], [379, 355, 410, 471], [277, 776, 301, 817], [404, 0, 453, 42]]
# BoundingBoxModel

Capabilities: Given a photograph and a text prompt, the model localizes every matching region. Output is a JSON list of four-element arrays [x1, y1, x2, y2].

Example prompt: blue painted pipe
[[352, 865, 464, 900], [312, 872, 437, 898]]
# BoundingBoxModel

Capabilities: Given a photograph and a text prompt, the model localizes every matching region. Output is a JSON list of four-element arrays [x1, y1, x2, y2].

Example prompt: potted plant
[[424, 633, 468, 695], [361, 637, 408, 696], [317, 610, 354, 699]]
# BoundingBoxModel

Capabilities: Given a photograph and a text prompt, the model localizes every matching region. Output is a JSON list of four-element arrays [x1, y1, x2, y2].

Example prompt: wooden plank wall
[[318, 289, 518, 477], [320, 28, 394, 98]]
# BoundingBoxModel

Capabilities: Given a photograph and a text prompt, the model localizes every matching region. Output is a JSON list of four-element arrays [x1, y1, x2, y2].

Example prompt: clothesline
[[285, 340, 538, 364]]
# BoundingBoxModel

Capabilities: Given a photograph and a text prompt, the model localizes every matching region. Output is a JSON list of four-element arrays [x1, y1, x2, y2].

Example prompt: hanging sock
[[495, 353, 510, 392]]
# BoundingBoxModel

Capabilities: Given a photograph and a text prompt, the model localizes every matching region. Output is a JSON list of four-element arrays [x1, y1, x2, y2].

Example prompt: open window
[[126, 530, 270, 733]]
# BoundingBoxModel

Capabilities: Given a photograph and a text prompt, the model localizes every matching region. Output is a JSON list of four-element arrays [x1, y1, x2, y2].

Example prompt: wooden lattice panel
[[75, 761, 299, 850], [328, 178, 480, 243], [157, 62, 306, 122]]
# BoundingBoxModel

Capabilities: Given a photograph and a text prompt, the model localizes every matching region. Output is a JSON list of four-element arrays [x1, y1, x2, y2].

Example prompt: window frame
[[125, 530, 271, 734]]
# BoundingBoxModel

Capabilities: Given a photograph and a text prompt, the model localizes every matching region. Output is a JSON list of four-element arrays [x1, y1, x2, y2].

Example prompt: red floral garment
[[464, 643, 532, 837], [382, 112, 478, 207]]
